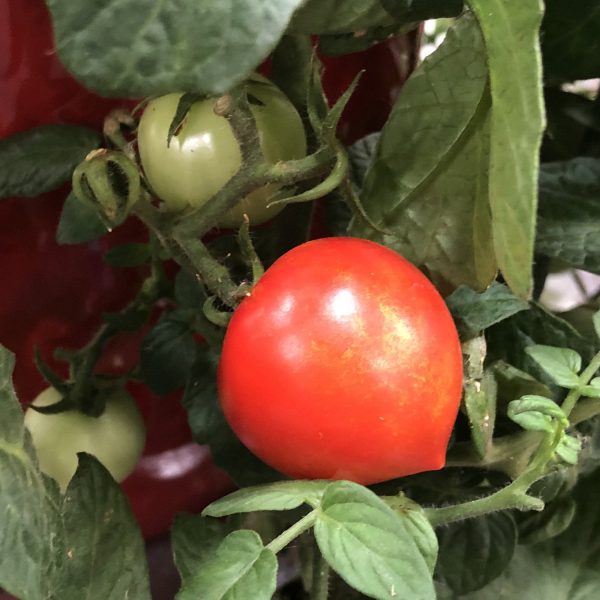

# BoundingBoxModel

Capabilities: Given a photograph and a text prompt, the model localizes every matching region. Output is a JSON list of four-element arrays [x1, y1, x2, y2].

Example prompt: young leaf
[[0, 346, 62, 600], [435, 512, 517, 596], [203, 481, 329, 517], [314, 480, 435, 600], [176, 530, 277, 600], [536, 158, 600, 273], [525, 345, 582, 389], [351, 14, 497, 292], [0, 125, 100, 198], [486, 303, 597, 387], [59, 454, 151, 599], [555, 434, 582, 466], [446, 283, 529, 338], [56, 191, 109, 245], [468, 0, 545, 298], [580, 377, 600, 398], [46, 1, 304, 98], [507, 395, 568, 433]]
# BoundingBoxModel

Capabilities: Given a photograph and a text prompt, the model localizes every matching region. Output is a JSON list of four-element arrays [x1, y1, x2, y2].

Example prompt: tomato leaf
[[183, 348, 280, 486], [536, 158, 600, 273], [487, 303, 597, 388], [59, 453, 150, 599], [468, 0, 545, 299], [0, 125, 100, 199], [541, 0, 600, 82], [176, 530, 277, 600], [382, 495, 439, 575], [507, 395, 568, 433], [314, 481, 436, 600], [462, 337, 497, 459], [289, 0, 395, 34], [434, 513, 517, 596], [56, 191, 109, 245], [46, 0, 304, 97], [447, 283, 530, 339], [203, 481, 329, 517], [525, 345, 582, 389], [459, 469, 600, 599], [380, 0, 463, 21], [0, 346, 62, 600], [172, 515, 236, 586], [140, 312, 198, 395], [518, 496, 576, 546], [493, 361, 553, 412], [555, 434, 582, 466], [351, 14, 497, 292], [104, 243, 152, 268]]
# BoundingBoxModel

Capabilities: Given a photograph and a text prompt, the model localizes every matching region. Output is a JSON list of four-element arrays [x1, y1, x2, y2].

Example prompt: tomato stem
[[266, 509, 318, 555]]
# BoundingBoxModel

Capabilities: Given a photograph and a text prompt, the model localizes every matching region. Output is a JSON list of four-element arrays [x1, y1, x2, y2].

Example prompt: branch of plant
[[266, 509, 318, 555], [428, 350, 600, 527], [61, 258, 167, 415]]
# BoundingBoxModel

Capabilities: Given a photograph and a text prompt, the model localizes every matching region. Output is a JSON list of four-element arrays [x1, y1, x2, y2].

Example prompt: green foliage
[[435, 513, 517, 596], [351, 14, 497, 292], [542, 0, 600, 82], [56, 191, 108, 245], [0, 125, 100, 198], [0, 346, 149, 599], [46, 0, 305, 97], [460, 469, 600, 599], [536, 158, 600, 273]]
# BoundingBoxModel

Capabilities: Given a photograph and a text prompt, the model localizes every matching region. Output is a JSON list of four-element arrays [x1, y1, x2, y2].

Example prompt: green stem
[[425, 480, 543, 528], [562, 349, 600, 417], [266, 510, 318, 555]]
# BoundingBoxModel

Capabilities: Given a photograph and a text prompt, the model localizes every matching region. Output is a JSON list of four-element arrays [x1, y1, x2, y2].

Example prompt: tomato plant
[[24, 387, 145, 491], [3, 2, 600, 600], [137, 74, 307, 228], [218, 237, 463, 483]]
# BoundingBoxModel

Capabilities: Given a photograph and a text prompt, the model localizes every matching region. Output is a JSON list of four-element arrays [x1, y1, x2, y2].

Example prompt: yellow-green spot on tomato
[[24, 387, 146, 491], [137, 74, 307, 228]]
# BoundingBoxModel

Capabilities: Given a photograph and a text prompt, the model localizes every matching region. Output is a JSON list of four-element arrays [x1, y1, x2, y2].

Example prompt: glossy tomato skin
[[218, 238, 463, 484], [137, 75, 307, 228], [24, 387, 146, 491]]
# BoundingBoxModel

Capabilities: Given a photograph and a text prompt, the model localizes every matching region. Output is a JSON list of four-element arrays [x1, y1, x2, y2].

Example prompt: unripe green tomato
[[137, 74, 307, 228], [24, 387, 146, 491]]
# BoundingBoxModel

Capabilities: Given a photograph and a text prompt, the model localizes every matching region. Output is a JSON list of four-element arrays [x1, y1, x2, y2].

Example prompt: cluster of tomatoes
[[2, 0, 462, 542]]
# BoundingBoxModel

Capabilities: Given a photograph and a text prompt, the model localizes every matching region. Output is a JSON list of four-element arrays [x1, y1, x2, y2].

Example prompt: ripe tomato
[[24, 387, 146, 491], [137, 74, 307, 228], [218, 237, 463, 484]]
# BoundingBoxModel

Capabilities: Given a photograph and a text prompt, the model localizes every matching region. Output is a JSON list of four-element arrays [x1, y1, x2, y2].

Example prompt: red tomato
[[218, 238, 463, 484]]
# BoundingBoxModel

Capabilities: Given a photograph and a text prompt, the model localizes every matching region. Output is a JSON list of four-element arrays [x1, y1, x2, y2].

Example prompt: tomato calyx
[[72, 148, 141, 228]]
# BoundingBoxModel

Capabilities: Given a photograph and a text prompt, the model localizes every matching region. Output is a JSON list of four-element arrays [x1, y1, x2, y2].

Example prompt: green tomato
[[137, 74, 307, 228], [24, 387, 146, 491]]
